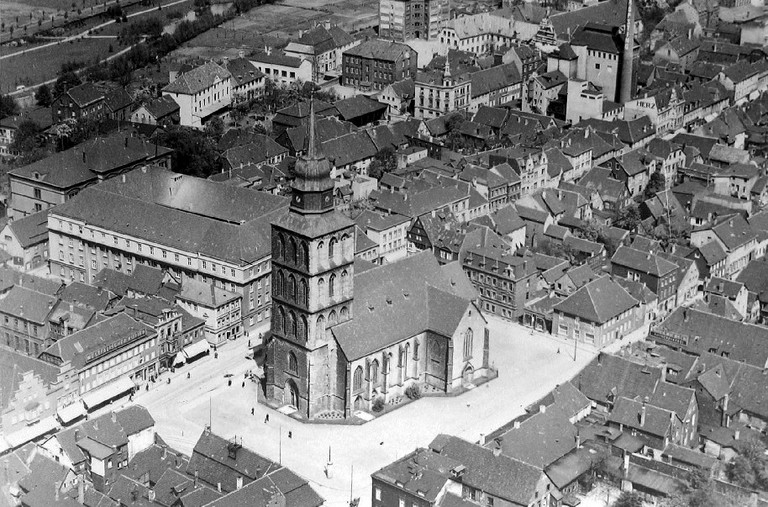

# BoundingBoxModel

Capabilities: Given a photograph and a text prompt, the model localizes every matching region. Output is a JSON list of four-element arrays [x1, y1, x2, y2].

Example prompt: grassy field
[[0, 36, 118, 93], [1, 0, 104, 24]]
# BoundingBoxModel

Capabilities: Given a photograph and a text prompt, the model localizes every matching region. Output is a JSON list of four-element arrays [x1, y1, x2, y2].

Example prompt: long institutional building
[[47, 167, 289, 336]]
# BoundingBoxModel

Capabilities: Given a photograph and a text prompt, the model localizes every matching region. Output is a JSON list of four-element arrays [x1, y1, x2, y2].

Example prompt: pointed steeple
[[444, 57, 451, 79], [290, 95, 334, 214]]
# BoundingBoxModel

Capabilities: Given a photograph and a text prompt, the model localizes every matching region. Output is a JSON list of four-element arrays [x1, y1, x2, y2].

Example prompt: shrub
[[371, 397, 385, 412], [405, 383, 421, 400]]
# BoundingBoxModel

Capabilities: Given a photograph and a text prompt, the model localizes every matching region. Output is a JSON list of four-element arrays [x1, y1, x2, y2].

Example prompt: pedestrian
[[215, 352, 218, 359], [288, 431, 292, 439], [242, 381, 245, 388], [167, 378, 171, 384], [557, 348, 561, 354], [228, 379, 232, 387], [146, 384, 149, 392], [251, 407, 254, 416], [264, 414, 269, 423], [187, 372, 190, 379], [248, 339, 251, 348]]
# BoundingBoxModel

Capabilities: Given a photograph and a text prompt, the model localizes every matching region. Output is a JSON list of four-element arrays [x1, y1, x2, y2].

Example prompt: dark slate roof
[[142, 95, 180, 119], [7, 209, 49, 248], [208, 467, 324, 507], [223, 135, 288, 168], [470, 64, 521, 98], [0, 285, 56, 325], [0, 267, 62, 295], [10, 134, 173, 189], [52, 168, 289, 266], [226, 57, 265, 87], [332, 251, 475, 361], [104, 88, 133, 113], [65, 82, 105, 107], [652, 307, 768, 368], [608, 397, 673, 438], [186, 430, 278, 493], [429, 434, 544, 506], [495, 405, 578, 468], [334, 95, 387, 121], [572, 353, 663, 405], [549, 0, 639, 38], [553, 276, 638, 325], [710, 214, 756, 251], [570, 23, 622, 54], [472, 105, 508, 129], [611, 246, 678, 277]]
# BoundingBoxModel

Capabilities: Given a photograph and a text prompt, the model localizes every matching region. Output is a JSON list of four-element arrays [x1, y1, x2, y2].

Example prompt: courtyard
[[120, 315, 602, 507]]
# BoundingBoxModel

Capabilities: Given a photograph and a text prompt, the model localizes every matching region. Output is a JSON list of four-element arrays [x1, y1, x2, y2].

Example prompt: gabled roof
[[573, 353, 663, 405], [652, 307, 768, 368], [141, 95, 180, 119], [495, 404, 578, 468], [64, 82, 104, 107], [344, 39, 412, 61], [0, 349, 60, 411], [332, 252, 476, 361], [428, 434, 545, 506], [554, 276, 638, 325], [6, 209, 49, 248], [334, 94, 387, 121], [470, 64, 521, 98], [611, 245, 678, 277], [0, 285, 56, 325], [226, 57, 265, 87], [549, 0, 639, 38], [608, 397, 673, 438], [163, 61, 231, 95]]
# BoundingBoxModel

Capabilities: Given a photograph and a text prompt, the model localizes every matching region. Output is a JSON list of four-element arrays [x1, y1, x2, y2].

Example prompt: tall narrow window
[[288, 352, 298, 373], [329, 237, 337, 261], [463, 328, 473, 360], [353, 366, 363, 390], [329, 274, 336, 298]]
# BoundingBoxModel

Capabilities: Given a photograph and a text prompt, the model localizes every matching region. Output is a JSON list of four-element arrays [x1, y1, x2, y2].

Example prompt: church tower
[[619, 0, 636, 104], [266, 99, 356, 419]]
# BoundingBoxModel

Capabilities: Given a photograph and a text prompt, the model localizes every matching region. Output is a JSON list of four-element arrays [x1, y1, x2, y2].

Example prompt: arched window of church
[[288, 275, 296, 300], [299, 279, 308, 307], [328, 310, 337, 326], [277, 234, 284, 260], [341, 270, 348, 292], [413, 338, 420, 360], [340, 306, 349, 320], [302, 242, 309, 269], [288, 311, 297, 337], [317, 277, 325, 299], [277, 306, 285, 333], [317, 241, 325, 265], [288, 237, 297, 265], [316, 314, 325, 340], [353, 366, 363, 391], [300, 315, 308, 340], [288, 352, 298, 373], [329, 237, 337, 261], [341, 233, 350, 257], [276, 270, 284, 297], [329, 274, 336, 298], [463, 328, 473, 360], [370, 360, 379, 384]]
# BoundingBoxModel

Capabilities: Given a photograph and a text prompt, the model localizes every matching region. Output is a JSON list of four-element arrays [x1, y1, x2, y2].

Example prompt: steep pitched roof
[[163, 61, 231, 95], [572, 353, 662, 405], [611, 245, 678, 277], [332, 252, 475, 361], [0, 285, 56, 324], [7, 209, 49, 248], [608, 397, 674, 438], [553, 276, 638, 324]]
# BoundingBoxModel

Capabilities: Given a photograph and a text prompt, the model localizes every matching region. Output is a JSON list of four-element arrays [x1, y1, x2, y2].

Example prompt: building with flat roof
[[379, 0, 448, 41]]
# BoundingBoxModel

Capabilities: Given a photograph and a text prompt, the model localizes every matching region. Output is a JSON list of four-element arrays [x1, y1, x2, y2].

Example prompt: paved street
[[115, 316, 605, 507]]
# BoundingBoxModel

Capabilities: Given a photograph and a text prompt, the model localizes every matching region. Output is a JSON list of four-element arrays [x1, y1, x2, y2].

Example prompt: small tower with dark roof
[[619, 0, 636, 104], [267, 97, 356, 419]]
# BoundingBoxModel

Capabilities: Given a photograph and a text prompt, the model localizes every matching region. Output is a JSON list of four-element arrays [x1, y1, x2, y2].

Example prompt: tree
[[726, 437, 768, 491], [203, 116, 224, 142], [615, 204, 641, 232], [644, 171, 666, 200], [35, 84, 52, 107], [368, 146, 398, 180], [155, 126, 221, 178], [612, 491, 643, 507], [53, 70, 82, 97], [0, 95, 19, 118]]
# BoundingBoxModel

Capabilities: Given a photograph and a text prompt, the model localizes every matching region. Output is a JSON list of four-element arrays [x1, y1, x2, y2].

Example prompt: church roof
[[332, 251, 479, 360]]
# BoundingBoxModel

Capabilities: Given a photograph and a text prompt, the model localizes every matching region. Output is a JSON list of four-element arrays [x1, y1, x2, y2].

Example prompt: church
[[265, 102, 492, 420]]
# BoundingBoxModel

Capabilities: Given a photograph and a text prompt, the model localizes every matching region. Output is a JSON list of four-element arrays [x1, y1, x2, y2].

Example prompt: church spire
[[289, 95, 334, 214], [307, 94, 317, 159]]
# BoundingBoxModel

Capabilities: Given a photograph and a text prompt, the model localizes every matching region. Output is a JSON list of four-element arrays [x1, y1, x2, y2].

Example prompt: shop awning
[[172, 353, 186, 366], [81, 377, 135, 409], [57, 401, 85, 424], [5, 416, 59, 448], [183, 340, 210, 360]]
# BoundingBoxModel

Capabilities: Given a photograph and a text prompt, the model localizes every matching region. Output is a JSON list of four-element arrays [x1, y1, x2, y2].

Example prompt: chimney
[[162, 445, 167, 460], [575, 432, 581, 449], [111, 411, 116, 423], [640, 397, 648, 427], [148, 489, 156, 502], [55, 482, 60, 501], [194, 470, 199, 488], [683, 309, 689, 322], [623, 453, 630, 475], [539, 404, 546, 414], [236, 476, 243, 490], [217, 482, 222, 493], [513, 420, 520, 429], [597, 352, 603, 366], [82, 151, 86, 164], [75, 428, 81, 441], [124, 137, 129, 148], [492, 444, 502, 457], [721, 393, 729, 427], [734, 429, 740, 440], [93, 420, 99, 431], [324, 19, 331, 30]]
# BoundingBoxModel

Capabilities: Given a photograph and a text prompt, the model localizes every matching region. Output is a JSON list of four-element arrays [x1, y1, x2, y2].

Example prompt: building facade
[[379, 0, 448, 41]]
